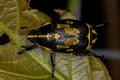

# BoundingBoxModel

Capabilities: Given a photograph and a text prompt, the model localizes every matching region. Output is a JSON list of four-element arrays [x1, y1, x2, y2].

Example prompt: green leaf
[[17, 0, 30, 11], [0, 0, 20, 34], [54, 53, 112, 80], [0, 0, 111, 80], [20, 9, 51, 32]]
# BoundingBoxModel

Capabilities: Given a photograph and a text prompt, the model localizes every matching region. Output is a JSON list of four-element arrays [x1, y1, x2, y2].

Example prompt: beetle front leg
[[18, 44, 37, 54]]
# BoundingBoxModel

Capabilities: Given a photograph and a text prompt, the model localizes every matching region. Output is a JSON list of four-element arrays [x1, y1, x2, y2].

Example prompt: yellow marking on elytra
[[57, 24, 70, 28], [92, 29, 97, 35], [57, 24, 80, 35], [66, 49, 74, 52], [56, 45, 70, 49], [86, 23, 97, 50], [66, 21, 74, 24], [92, 38, 97, 44], [64, 38, 79, 46], [86, 23, 91, 51], [64, 27, 80, 35]]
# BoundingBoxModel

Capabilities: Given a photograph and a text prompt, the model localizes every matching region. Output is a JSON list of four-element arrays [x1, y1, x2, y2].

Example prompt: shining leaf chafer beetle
[[19, 9, 105, 77]]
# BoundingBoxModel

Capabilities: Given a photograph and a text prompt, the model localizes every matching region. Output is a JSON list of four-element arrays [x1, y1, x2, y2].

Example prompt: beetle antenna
[[95, 23, 110, 27], [96, 24, 105, 27]]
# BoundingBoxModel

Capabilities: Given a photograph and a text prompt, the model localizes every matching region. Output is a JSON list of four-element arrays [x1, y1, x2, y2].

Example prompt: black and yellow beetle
[[26, 20, 97, 54], [19, 20, 98, 54], [19, 10, 104, 77]]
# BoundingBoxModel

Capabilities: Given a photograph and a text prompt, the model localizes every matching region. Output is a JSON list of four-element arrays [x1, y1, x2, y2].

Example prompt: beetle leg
[[95, 23, 110, 27], [18, 44, 37, 54], [74, 51, 104, 58], [89, 50, 104, 58], [74, 52, 86, 56], [21, 44, 37, 50], [20, 26, 30, 32], [52, 10, 70, 23], [50, 52, 55, 78]]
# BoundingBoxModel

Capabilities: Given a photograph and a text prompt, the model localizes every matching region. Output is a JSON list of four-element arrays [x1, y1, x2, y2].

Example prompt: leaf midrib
[[68, 54, 72, 80]]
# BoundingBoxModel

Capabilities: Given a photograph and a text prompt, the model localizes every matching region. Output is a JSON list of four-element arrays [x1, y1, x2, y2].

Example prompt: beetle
[[19, 10, 104, 77]]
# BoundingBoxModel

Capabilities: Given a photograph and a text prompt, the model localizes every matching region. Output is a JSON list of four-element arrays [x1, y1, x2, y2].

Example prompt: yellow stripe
[[38, 35, 47, 38], [86, 23, 91, 51], [27, 34, 53, 38], [27, 35, 37, 38], [38, 34, 53, 38]]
